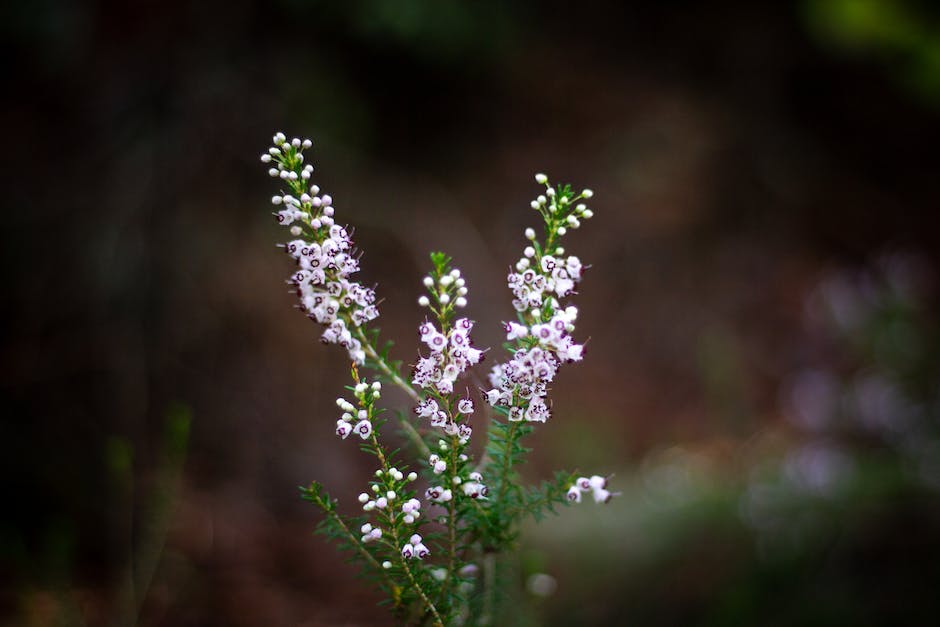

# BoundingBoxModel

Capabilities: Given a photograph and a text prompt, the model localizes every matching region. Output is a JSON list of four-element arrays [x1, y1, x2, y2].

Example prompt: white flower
[[424, 331, 447, 352], [504, 321, 529, 340], [335, 421, 352, 439], [462, 482, 483, 498], [592, 488, 612, 504], [566, 486, 582, 503], [354, 420, 373, 439]]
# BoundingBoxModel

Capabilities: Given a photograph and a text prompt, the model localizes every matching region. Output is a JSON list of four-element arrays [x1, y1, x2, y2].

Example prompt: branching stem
[[355, 327, 430, 458], [307, 491, 391, 587]]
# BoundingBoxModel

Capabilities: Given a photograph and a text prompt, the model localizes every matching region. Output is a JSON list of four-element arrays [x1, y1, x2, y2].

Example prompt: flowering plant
[[260, 132, 614, 625]]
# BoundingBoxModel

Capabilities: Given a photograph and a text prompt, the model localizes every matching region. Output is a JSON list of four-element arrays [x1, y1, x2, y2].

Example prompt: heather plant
[[260, 132, 614, 625]]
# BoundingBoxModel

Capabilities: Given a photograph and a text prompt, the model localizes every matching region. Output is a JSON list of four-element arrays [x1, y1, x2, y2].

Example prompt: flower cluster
[[263, 132, 378, 364], [567, 475, 616, 504], [425, 461, 488, 503], [507, 253, 585, 312], [412, 317, 483, 396], [401, 533, 430, 560], [418, 268, 469, 310], [358, 466, 420, 515], [486, 307, 583, 423], [335, 380, 382, 440], [484, 174, 592, 423], [414, 395, 475, 441]]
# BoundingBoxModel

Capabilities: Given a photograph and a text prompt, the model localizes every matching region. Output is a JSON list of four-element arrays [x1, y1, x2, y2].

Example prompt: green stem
[[389, 524, 445, 627], [308, 492, 392, 587], [480, 552, 497, 626], [438, 434, 461, 606], [496, 422, 520, 505], [355, 327, 430, 458]]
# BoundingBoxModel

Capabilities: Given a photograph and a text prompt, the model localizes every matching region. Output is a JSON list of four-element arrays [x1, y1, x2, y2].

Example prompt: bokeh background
[[3, 1, 940, 625]]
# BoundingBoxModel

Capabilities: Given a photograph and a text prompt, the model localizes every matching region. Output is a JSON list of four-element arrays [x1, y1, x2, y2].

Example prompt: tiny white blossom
[[354, 420, 373, 439]]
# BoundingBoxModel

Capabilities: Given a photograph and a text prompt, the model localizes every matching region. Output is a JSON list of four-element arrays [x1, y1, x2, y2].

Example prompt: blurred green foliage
[[804, 0, 940, 103]]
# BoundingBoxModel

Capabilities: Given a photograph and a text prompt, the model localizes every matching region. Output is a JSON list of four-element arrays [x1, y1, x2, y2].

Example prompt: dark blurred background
[[3, 1, 940, 625]]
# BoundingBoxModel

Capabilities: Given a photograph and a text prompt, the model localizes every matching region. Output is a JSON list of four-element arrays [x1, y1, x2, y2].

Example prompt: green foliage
[[519, 471, 579, 522], [804, 0, 940, 103]]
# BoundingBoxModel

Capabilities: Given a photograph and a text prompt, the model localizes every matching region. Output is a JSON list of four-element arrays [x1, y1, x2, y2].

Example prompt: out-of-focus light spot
[[849, 373, 913, 437], [526, 573, 557, 598], [783, 369, 839, 432], [641, 446, 713, 508], [783, 442, 855, 497]]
